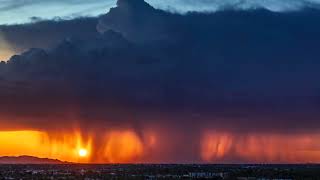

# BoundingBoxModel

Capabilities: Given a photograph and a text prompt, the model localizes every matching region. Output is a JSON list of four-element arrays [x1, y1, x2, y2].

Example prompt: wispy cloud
[[0, 0, 115, 24]]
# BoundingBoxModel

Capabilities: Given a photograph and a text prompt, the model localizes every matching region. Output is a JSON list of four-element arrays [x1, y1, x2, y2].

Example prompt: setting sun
[[78, 149, 88, 157]]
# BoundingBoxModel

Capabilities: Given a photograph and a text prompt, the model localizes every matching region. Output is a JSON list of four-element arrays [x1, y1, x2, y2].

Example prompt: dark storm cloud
[[1, 0, 320, 134], [0, 17, 98, 56]]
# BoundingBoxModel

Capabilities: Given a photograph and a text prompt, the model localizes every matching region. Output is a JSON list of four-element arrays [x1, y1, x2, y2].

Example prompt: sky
[[1, 0, 320, 163], [1, 0, 320, 24]]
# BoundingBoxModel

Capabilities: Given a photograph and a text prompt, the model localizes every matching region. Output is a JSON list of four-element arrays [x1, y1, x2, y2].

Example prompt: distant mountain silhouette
[[0, 156, 69, 164]]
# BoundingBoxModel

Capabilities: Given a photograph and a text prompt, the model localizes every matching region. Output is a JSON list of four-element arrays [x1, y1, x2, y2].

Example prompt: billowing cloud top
[[1, 0, 320, 163]]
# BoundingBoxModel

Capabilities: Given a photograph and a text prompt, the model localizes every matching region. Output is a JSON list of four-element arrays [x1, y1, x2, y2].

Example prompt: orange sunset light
[[0, 130, 93, 163], [0, 129, 150, 163], [103, 130, 144, 163], [0, 32, 14, 61], [78, 149, 88, 157], [201, 131, 320, 163], [2, 129, 320, 163]]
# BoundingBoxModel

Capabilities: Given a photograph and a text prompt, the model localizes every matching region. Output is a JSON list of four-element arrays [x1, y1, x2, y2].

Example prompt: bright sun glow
[[78, 149, 88, 157]]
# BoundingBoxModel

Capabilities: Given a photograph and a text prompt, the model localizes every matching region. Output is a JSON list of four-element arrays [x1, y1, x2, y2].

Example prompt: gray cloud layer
[[0, 17, 98, 60], [1, 0, 320, 133]]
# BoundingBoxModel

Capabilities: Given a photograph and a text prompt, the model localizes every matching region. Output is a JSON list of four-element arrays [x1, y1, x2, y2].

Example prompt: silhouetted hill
[[0, 156, 68, 164]]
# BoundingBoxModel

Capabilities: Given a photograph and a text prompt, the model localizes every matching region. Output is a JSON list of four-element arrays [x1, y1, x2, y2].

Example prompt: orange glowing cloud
[[3, 128, 320, 163], [201, 132, 233, 161], [47, 131, 93, 163], [103, 130, 144, 163], [0, 129, 152, 163], [0, 130, 93, 163], [0, 131, 49, 157], [201, 131, 320, 163]]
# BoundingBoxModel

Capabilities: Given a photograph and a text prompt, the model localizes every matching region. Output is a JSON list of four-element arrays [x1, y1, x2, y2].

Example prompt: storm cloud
[[0, 17, 98, 60], [1, 0, 320, 163]]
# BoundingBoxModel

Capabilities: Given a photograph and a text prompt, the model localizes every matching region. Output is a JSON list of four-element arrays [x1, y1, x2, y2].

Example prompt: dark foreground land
[[0, 164, 320, 179]]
